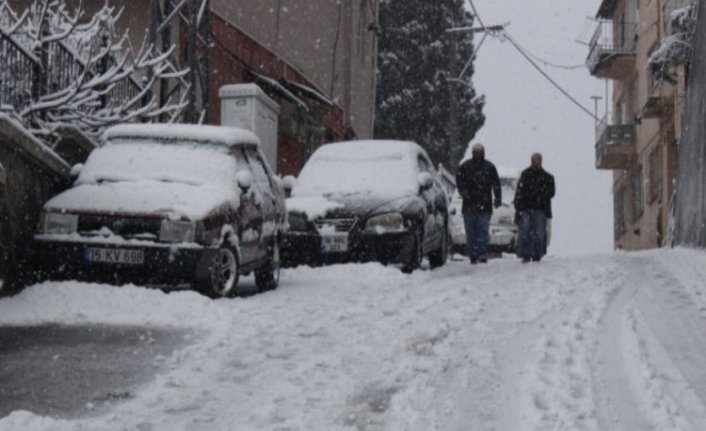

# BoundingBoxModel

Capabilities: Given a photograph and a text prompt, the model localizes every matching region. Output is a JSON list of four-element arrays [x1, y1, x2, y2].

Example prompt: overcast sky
[[467, 0, 614, 256]]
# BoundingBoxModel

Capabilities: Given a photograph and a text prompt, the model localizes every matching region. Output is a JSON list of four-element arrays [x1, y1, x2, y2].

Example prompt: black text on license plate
[[86, 248, 144, 265]]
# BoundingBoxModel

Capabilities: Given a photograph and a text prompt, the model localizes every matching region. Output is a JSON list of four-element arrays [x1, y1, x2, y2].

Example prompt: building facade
[[6, 0, 380, 175], [587, 0, 688, 250]]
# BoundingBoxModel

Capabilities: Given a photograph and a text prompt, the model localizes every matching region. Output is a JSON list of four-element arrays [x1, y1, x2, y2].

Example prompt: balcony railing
[[595, 115, 636, 170], [587, 20, 637, 79]]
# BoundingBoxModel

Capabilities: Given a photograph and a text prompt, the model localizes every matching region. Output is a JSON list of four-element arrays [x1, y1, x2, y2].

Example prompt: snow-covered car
[[34, 124, 287, 298], [281, 140, 449, 272], [449, 169, 520, 255]]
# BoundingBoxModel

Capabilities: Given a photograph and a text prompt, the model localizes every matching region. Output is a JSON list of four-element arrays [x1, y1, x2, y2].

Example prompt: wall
[[0, 118, 69, 293], [211, 0, 378, 139], [673, 0, 706, 247]]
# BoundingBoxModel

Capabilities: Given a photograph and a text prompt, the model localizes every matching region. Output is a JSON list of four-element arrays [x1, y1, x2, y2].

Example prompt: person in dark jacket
[[514, 153, 555, 263], [455, 143, 501, 264]]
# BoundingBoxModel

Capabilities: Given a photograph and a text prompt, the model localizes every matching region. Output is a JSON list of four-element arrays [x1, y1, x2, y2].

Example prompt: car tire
[[255, 239, 281, 292], [199, 243, 240, 298], [401, 227, 423, 274], [428, 222, 448, 269]]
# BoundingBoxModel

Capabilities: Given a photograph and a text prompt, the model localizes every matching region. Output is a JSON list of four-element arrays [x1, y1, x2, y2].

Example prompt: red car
[[34, 124, 287, 298]]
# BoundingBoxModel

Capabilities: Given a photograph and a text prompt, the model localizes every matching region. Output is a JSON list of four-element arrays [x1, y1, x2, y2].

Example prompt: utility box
[[219, 83, 280, 171]]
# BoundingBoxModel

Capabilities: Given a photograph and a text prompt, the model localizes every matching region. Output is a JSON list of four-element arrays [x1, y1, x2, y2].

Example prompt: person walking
[[455, 143, 501, 264], [514, 152, 555, 263]]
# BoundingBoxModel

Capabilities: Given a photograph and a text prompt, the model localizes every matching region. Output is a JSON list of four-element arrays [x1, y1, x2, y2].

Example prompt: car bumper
[[282, 230, 415, 266], [490, 225, 517, 246], [34, 237, 217, 286]]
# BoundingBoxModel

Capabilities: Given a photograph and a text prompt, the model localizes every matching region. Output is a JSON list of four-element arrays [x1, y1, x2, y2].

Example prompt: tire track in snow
[[593, 254, 706, 430]]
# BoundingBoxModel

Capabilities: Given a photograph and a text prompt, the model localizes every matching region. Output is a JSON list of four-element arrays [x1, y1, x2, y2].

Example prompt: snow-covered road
[[2, 249, 706, 430]]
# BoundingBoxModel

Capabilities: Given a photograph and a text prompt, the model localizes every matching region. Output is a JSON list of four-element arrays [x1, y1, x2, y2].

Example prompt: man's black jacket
[[514, 167, 555, 218], [455, 157, 501, 214]]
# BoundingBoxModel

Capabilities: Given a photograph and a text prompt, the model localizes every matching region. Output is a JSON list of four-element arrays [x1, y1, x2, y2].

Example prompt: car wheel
[[200, 244, 240, 298], [401, 227, 423, 274], [428, 222, 448, 269], [255, 239, 281, 292]]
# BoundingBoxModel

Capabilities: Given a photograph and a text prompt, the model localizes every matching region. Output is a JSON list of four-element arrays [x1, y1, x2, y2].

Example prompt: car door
[[244, 147, 279, 257], [232, 147, 262, 265], [416, 154, 442, 251]]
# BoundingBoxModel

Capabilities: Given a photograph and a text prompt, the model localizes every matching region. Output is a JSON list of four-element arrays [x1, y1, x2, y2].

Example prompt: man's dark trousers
[[520, 209, 546, 260], [464, 211, 491, 261]]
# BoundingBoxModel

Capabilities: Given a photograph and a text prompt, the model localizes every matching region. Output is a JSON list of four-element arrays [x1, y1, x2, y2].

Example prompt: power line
[[464, 0, 597, 121], [501, 31, 598, 121]]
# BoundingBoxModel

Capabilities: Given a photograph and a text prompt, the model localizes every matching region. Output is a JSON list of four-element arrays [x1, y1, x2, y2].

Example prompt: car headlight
[[38, 212, 78, 234], [365, 212, 405, 234], [160, 220, 196, 243]]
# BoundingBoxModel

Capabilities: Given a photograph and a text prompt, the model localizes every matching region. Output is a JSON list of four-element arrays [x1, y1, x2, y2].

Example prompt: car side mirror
[[417, 172, 434, 191], [70, 163, 84, 180], [236, 171, 254, 191], [282, 175, 297, 197]]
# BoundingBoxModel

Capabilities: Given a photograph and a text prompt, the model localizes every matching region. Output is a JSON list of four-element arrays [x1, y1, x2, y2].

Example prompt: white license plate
[[86, 248, 144, 265], [321, 234, 349, 253]]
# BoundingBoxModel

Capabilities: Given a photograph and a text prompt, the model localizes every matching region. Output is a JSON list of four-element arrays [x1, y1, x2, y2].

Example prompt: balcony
[[641, 86, 674, 119], [595, 117, 636, 170], [587, 20, 637, 80]]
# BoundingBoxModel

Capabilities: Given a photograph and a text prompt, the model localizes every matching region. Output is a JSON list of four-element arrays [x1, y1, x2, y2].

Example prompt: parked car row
[[34, 124, 531, 298]]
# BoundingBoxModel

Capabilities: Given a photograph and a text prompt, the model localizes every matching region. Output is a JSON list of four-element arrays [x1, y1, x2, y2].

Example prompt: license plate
[[86, 248, 144, 265], [321, 234, 349, 253]]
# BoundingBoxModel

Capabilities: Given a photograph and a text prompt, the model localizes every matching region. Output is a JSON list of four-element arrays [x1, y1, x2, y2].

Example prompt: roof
[[596, 0, 618, 19], [104, 123, 261, 148]]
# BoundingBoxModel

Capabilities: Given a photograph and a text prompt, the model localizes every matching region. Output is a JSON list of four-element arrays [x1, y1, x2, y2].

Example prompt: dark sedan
[[281, 140, 448, 272]]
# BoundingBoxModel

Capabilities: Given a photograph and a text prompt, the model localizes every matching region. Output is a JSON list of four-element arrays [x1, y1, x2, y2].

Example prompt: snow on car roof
[[104, 123, 261, 147], [293, 140, 423, 197], [312, 140, 420, 161]]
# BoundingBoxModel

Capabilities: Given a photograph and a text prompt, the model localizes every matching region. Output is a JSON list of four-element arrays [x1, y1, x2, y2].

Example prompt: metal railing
[[587, 19, 638, 71]]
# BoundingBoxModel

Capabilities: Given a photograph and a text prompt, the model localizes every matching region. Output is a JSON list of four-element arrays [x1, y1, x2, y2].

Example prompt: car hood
[[44, 181, 237, 220], [288, 191, 423, 220]]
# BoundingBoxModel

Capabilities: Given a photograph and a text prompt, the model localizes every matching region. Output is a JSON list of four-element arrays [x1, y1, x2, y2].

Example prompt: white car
[[449, 170, 520, 255]]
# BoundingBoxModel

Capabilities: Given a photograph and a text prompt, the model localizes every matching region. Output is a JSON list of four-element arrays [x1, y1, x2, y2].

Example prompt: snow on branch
[[0, 0, 189, 147], [648, 1, 698, 84]]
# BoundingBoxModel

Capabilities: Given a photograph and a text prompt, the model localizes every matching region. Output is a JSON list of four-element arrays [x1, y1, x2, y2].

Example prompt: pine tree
[[374, 0, 485, 171]]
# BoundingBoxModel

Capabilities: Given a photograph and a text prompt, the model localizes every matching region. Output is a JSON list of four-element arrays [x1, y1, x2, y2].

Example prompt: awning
[[282, 78, 335, 107], [247, 71, 309, 112]]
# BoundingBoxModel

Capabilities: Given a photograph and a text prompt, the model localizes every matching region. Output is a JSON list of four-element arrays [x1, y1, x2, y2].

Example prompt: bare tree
[[0, 0, 190, 145]]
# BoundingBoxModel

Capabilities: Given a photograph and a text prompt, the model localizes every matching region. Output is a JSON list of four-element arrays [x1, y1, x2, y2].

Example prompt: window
[[417, 154, 434, 174], [615, 186, 626, 237], [245, 148, 274, 193], [632, 79, 640, 119], [632, 166, 644, 220], [648, 147, 661, 202]]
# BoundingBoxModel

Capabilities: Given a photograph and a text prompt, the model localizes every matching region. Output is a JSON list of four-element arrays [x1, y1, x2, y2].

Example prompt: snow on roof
[[104, 123, 261, 148]]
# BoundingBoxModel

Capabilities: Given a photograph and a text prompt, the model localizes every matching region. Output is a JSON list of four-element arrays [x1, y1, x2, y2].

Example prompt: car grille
[[314, 217, 357, 233], [78, 215, 162, 239]]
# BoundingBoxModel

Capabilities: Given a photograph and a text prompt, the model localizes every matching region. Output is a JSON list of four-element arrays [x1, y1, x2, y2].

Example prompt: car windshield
[[77, 139, 237, 188], [293, 143, 418, 196]]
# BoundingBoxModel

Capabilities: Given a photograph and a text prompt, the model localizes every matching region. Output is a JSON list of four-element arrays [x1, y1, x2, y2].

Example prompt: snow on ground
[[2, 248, 706, 430]]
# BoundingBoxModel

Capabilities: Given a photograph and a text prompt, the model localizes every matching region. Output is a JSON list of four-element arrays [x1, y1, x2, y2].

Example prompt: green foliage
[[374, 0, 485, 171]]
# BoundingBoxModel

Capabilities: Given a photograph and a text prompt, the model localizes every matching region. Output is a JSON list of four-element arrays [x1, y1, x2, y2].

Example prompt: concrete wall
[[212, 0, 379, 139], [0, 117, 70, 293]]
